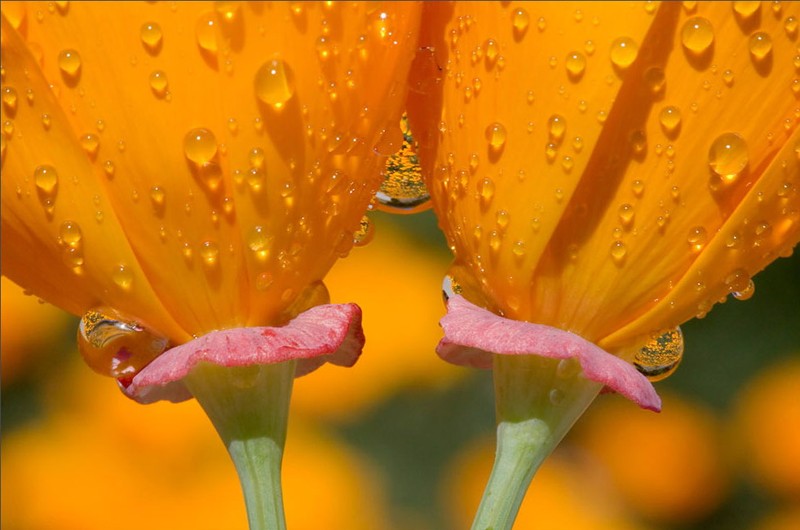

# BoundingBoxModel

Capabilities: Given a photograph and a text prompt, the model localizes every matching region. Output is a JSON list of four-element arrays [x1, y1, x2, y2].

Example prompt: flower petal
[[438, 295, 661, 411], [124, 302, 364, 404]]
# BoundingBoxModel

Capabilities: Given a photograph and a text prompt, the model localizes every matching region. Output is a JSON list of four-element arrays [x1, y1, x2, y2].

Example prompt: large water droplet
[[255, 59, 295, 110], [749, 32, 773, 61], [140, 22, 163, 52], [565, 51, 586, 79], [659, 105, 682, 134], [34, 164, 59, 200], [708, 132, 748, 182], [353, 215, 374, 247], [1, 87, 17, 114], [196, 12, 219, 55], [183, 128, 218, 166], [247, 225, 272, 261], [485, 122, 507, 150], [149, 70, 168, 96], [681, 17, 714, 54], [634, 327, 684, 382], [58, 219, 82, 247], [78, 308, 169, 378], [609, 36, 639, 70], [687, 226, 708, 251], [376, 115, 430, 214], [512, 7, 530, 37]]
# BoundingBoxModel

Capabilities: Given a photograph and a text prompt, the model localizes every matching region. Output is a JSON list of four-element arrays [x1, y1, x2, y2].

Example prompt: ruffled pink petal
[[437, 295, 661, 412], [122, 303, 364, 404]]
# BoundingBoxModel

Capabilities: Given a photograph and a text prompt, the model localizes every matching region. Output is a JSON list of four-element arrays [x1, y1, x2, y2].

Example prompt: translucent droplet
[[547, 115, 566, 143], [749, 32, 773, 61], [786, 16, 799, 38], [78, 308, 169, 378], [58, 49, 81, 78], [512, 7, 530, 36], [485, 39, 500, 63], [215, 1, 240, 22], [103, 160, 115, 177], [149, 186, 165, 211], [200, 240, 220, 266], [478, 177, 495, 207], [610, 240, 627, 264], [687, 226, 708, 251], [255, 59, 295, 110], [72, 136, 98, 162], [34, 164, 58, 197], [632, 179, 645, 197], [485, 122, 507, 150], [1, 87, 17, 113], [724, 268, 755, 300], [659, 105, 682, 134], [149, 70, 168, 95], [41, 113, 51, 130], [59, 220, 82, 247], [643, 66, 666, 95], [376, 115, 430, 214], [733, 1, 761, 19], [140, 22, 163, 51], [565, 51, 586, 79], [681, 17, 714, 54], [112, 264, 134, 291], [353, 215, 374, 246], [708, 132, 748, 182], [195, 12, 219, 54], [618, 203, 635, 227], [609, 36, 639, 70], [183, 128, 217, 166], [634, 327, 684, 382]]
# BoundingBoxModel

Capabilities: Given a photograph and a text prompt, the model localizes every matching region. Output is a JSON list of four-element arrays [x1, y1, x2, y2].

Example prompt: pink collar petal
[[123, 303, 364, 404], [437, 295, 661, 412]]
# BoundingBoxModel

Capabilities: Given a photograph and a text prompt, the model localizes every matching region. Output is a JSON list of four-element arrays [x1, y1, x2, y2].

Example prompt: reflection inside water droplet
[[78, 308, 169, 378], [376, 114, 430, 214], [634, 327, 684, 382]]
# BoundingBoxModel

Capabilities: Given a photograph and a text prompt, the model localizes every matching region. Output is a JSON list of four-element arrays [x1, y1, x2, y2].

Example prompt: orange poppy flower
[[406, 2, 799, 528]]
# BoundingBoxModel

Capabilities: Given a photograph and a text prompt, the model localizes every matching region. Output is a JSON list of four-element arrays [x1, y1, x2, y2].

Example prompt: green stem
[[184, 361, 295, 530], [471, 355, 603, 530]]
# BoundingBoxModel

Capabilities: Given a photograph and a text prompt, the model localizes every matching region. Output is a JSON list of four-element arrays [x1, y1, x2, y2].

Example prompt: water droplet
[[196, 12, 219, 54], [246, 225, 272, 261], [512, 7, 530, 37], [565, 51, 586, 79], [687, 225, 708, 251], [708, 132, 748, 182], [722, 69, 735, 86], [140, 22, 163, 51], [110, 264, 133, 291], [58, 219, 82, 249], [749, 32, 773, 61], [1, 87, 17, 113], [724, 268, 755, 300], [733, 1, 761, 18], [34, 164, 58, 199], [658, 105, 682, 135], [353, 215, 374, 246], [478, 177, 495, 207], [41, 113, 52, 130], [183, 128, 218, 166], [634, 327, 684, 382], [255, 59, 295, 110], [149, 185, 165, 212], [485, 122, 507, 150], [149, 70, 168, 95], [618, 203, 635, 227], [57, 49, 81, 78], [103, 160, 116, 177], [485, 39, 500, 64], [78, 308, 169, 378], [681, 17, 714, 54], [786, 16, 799, 38], [200, 240, 220, 267], [215, 1, 240, 22], [610, 240, 627, 264], [609, 36, 639, 70], [80, 133, 99, 156]]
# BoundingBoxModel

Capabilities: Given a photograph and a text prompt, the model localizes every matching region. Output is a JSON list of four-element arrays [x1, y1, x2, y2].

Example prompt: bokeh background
[[2, 210, 799, 530]]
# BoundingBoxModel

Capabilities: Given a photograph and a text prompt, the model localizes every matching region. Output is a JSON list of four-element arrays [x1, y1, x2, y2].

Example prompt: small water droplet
[[681, 17, 714, 54], [196, 12, 219, 55], [34, 164, 58, 200], [58, 49, 81, 78], [149, 70, 168, 95], [1, 87, 17, 113], [200, 240, 220, 267], [255, 59, 295, 110], [708, 132, 748, 182], [140, 22, 163, 51], [183, 128, 218, 166], [632, 179, 645, 197], [353, 215, 374, 247], [722, 69, 735, 86], [149, 185, 165, 212], [687, 225, 708, 251], [749, 32, 773, 61], [724, 268, 755, 300], [786, 16, 799, 38], [634, 327, 684, 382], [77, 133, 99, 157], [512, 7, 530, 37], [618, 203, 635, 227], [659, 105, 682, 134], [78, 308, 169, 378], [247, 225, 272, 261], [609, 36, 639, 70], [485, 122, 507, 151], [537, 16, 546, 31], [565, 51, 586, 79]]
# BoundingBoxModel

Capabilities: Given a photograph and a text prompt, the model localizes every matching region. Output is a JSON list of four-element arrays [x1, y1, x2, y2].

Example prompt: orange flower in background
[[1, 1, 419, 367]]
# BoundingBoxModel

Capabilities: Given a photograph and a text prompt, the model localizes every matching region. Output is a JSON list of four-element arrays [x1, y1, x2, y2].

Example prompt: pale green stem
[[184, 361, 295, 530], [471, 355, 603, 530]]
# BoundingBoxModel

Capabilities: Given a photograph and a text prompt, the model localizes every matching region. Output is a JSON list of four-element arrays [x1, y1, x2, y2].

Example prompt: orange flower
[[410, 1, 799, 353], [1, 2, 420, 374]]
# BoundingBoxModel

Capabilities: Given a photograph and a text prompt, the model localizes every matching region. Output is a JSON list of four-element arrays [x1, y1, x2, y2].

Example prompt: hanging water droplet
[[353, 215, 374, 247], [547, 115, 566, 143], [724, 268, 755, 300], [659, 105, 682, 135], [112, 264, 134, 291], [376, 115, 430, 214], [34, 164, 58, 200], [681, 17, 714, 54], [609, 36, 639, 70], [749, 32, 773, 61], [733, 1, 761, 18], [58, 49, 82, 79], [149, 70, 168, 95], [140, 22, 163, 51], [687, 225, 708, 251], [196, 12, 219, 55], [634, 327, 684, 382], [708, 132, 748, 183], [255, 59, 295, 110], [183, 128, 218, 166], [485, 122, 507, 150], [478, 177, 495, 207], [78, 308, 169, 378], [618, 203, 635, 227], [58, 219, 82, 247]]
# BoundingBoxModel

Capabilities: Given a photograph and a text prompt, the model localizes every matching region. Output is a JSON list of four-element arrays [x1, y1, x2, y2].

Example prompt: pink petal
[[437, 295, 662, 412], [123, 303, 364, 404]]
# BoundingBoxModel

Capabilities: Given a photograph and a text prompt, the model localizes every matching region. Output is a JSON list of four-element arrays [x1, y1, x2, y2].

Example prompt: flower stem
[[184, 361, 295, 530], [471, 355, 602, 530]]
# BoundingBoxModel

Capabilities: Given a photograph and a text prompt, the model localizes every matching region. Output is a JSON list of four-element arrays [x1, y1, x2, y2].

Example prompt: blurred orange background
[[2, 212, 799, 530]]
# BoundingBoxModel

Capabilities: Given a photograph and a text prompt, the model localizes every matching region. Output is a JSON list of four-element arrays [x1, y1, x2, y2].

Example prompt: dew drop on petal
[[183, 128, 218, 165], [749, 32, 773, 61], [786, 16, 799, 38], [255, 59, 295, 110], [659, 105, 682, 134], [565, 52, 586, 79], [353, 215, 374, 247], [485, 122, 507, 150], [80, 133, 99, 156], [149, 70, 168, 95], [78, 308, 169, 378], [708, 132, 748, 182], [609, 36, 639, 70], [247, 225, 272, 261], [112, 264, 134, 291], [1, 87, 17, 113], [733, 1, 761, 18], [196, 12, 219, 54], [634, 327, 684, 382], [512, 7, 530, 37], [58, 219, 82, 247], [149, 186, 165, 211], [140, 22, 163, 51], [725, 268, 755, 300], [57, 49, 81, 78], [680, 17, 714, 54], [547, 115, 566, 143], [618, 203, 635, 227]]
